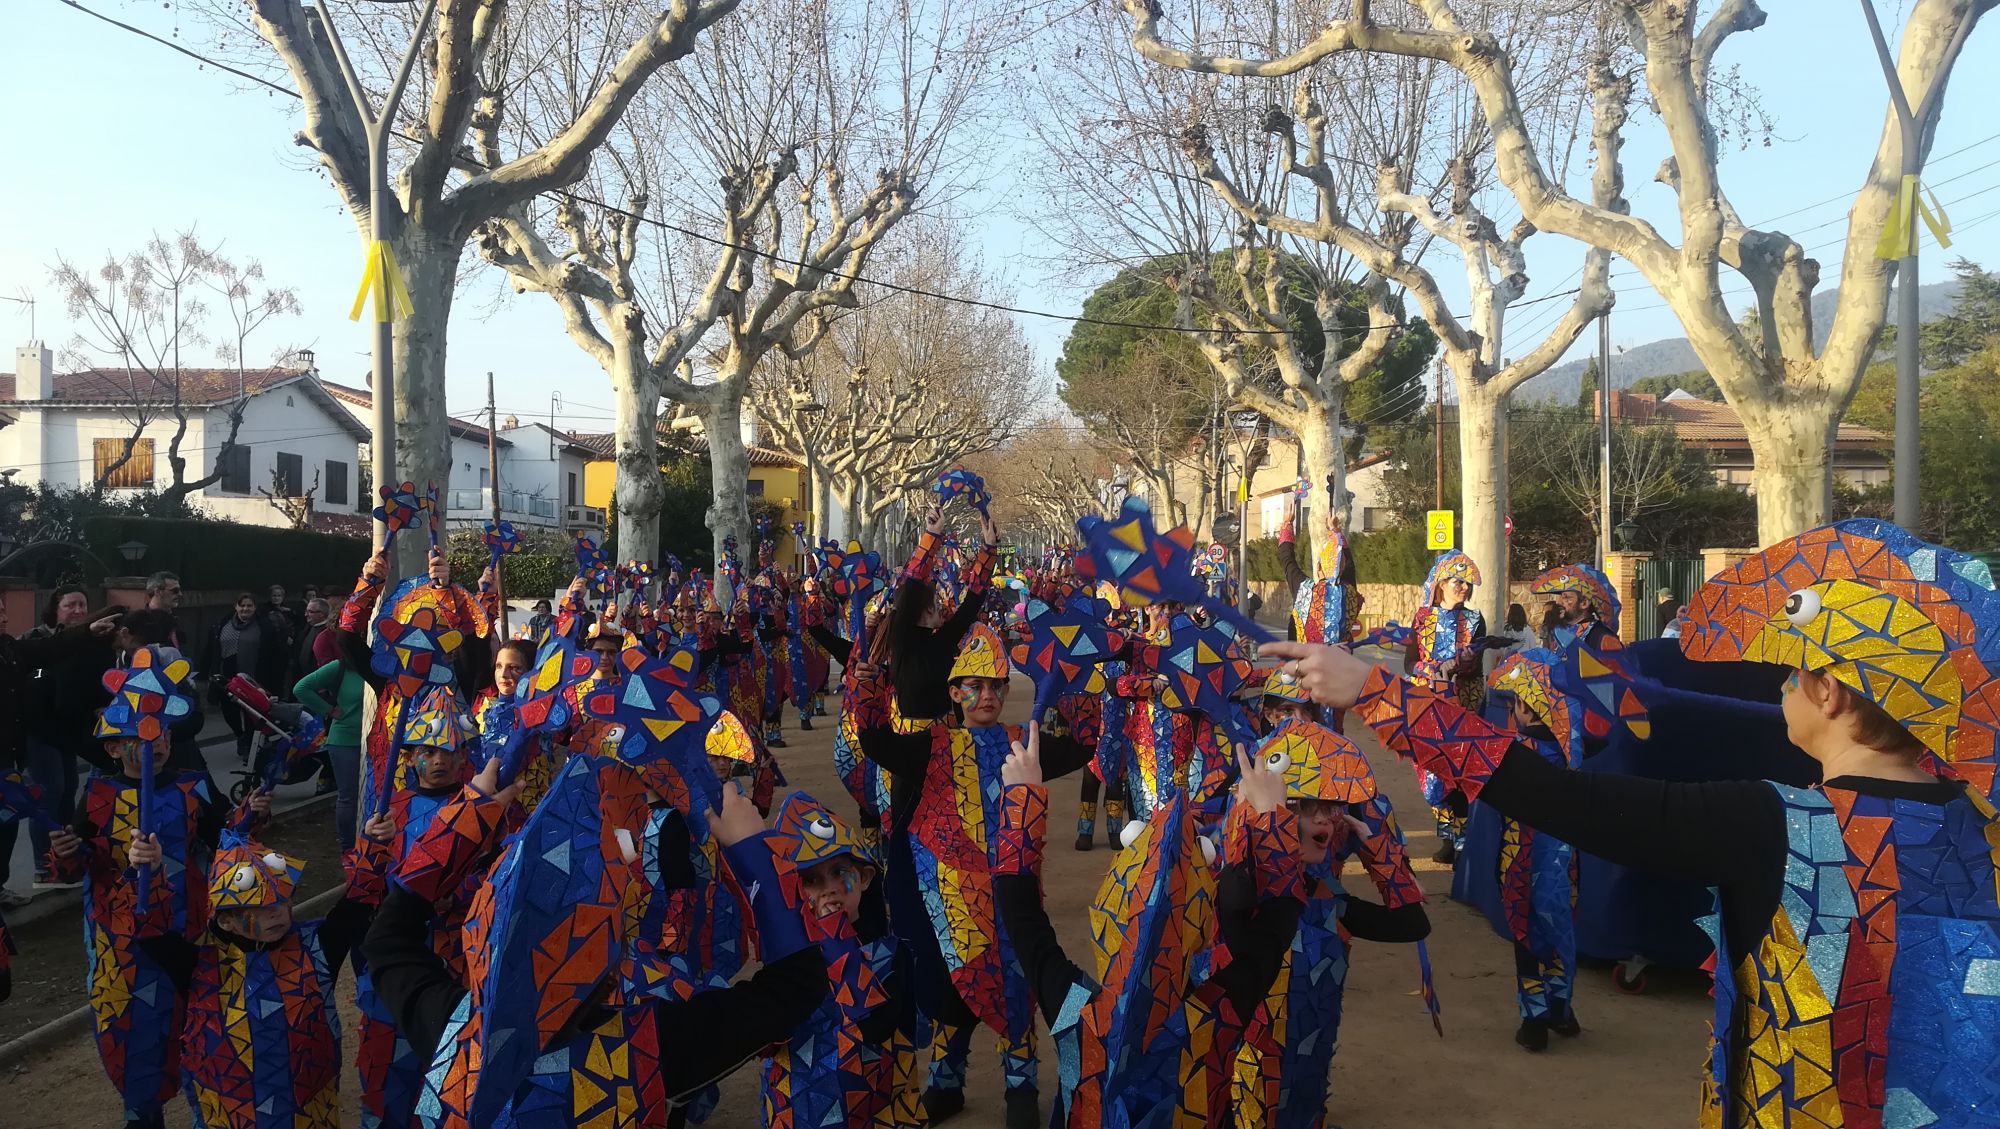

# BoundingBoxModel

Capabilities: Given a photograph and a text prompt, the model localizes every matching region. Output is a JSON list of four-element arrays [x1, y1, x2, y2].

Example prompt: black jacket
[[0, 626, 114, 771], [201, 612, 287, 695]]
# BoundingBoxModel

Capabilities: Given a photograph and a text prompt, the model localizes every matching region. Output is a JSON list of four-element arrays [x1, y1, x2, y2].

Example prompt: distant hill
[[1516, 279, 1961, 402]]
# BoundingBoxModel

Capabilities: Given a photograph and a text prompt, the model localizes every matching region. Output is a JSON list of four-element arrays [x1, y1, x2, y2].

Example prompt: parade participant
[[1403, 550, 1486, 863], [788, 578, 832, 731], [362, 749, 831, 1129], [855, 623, 1097, 1129], [1257, 668, 1318, 732], [993, 727, 1305, 1127], [1486, 651, 1591, 1052], [145, 833, 363, 1129], [883, 503, 1000, 721], [476, 638, 564, 812], [1229, 719, 1431, 1128], [344, 694, 482, 1129], [1283, 487, 1361, 648], [1529, 563, 1621, 650], [48, 647, 261, 1129], [758, 792, 917, 1129], [1263, 518, 2000, 1128]]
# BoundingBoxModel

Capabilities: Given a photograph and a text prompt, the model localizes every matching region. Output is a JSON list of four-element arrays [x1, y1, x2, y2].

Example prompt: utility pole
[[1598, 312, 1615, 568], [1433, 354, 1446, 511], [321, 0, 439, 555], [1859, 1, 1975, 530], [486, 372, 508, 637]]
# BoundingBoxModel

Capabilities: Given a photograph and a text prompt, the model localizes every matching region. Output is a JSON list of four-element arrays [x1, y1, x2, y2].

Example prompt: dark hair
[[1834, 677, 1927, 757], [886, 577, 938, 666], [43, 584, 88, 628], [235, 592, 258, 607], [145, 570, 180, 593], [324, 626, 370, 676], [119, 608, 177, 646], [533, 599, 552, 613], [495, 639, 537, 667], [1505, 602, 1528, 632]]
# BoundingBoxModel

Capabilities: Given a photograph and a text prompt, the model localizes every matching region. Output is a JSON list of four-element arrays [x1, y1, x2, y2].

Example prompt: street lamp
[[1613, 518, 1641, 553], [118, 540, 149, 564]]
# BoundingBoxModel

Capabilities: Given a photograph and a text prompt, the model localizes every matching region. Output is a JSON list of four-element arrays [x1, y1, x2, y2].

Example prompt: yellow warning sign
[[1425, 510, 1455, 551]]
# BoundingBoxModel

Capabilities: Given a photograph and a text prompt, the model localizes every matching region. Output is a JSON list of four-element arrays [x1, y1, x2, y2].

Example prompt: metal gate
[[1633, 558, 1707, 640]]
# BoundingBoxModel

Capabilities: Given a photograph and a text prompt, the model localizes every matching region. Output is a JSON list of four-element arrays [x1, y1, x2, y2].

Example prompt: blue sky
[[4, 0, 1998, 431]]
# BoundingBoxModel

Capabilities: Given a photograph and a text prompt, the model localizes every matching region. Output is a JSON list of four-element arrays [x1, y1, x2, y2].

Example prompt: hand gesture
[[247, 790, 273, 821], [1256, 641, 1375, 710], [362, 547, 391, 584], [1234, 747, 1287, 815], [979, 510, 999, 547], [923, 504, 946, 535], [469, 756, 526, 807], [427, 547, 451, 587], [849, 658, 884, 683], [1002, 721, 1043, 788], [127, 832, 163, 869], [708, 782, 765, 847], [50, 828, 82, 859], [479, 564, 498, 593], [363, 813, 396, 844], [89, 611, 122, 637], [567, 576, 588, 600]]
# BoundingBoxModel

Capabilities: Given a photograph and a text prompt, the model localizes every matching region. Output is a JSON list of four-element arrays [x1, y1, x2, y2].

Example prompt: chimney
[[13, 342, 52, 400]]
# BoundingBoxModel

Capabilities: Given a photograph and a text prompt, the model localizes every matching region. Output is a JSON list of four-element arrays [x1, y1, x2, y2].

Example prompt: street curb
[[0, 883, 347, 1069]]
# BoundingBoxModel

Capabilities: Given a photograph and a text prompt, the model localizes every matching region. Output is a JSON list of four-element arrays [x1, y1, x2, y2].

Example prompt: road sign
[[1425, 510, 1455, 551], [1504, 515, 1514, 537]]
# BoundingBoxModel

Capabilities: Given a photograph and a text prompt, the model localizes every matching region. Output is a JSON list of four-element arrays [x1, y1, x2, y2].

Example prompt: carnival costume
[[1229, 720, 1431, 1128], [1529, 563, 1622, 651], [1354, 518, 2000, 1127], [1407, 550, 1486, 855]]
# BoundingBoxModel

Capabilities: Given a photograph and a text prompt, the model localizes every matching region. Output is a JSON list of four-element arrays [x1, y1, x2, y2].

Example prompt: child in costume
[[1268, 517, 2000, 1129], [148, 833, 363, 1129], [345, 694, 484, 1129], [992, 728, 1306, 1127], [1486, 650, 1591, 1052], [855, 622, 1097, 1129], [1402, 550, 1485, 863], [1228, 718, 1431, 1128], [49, 647, 247, 1129], [760, 792, 919, 1129]]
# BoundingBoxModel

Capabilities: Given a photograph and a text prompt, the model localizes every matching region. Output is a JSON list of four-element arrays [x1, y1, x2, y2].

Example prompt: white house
[[1, 341, 374, 532]]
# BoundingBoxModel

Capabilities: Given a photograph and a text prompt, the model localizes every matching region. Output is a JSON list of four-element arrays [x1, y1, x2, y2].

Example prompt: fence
[[1634, 558, 1706, 640]]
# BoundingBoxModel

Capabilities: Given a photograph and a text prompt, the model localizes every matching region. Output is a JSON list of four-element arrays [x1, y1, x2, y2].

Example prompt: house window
[[748, 479, 766, 498], [275, 451, 304, 496], [567, 471, 578, 505], [93, 438, 155, 489], [1258, 496, 1287, 537], [325, 460, 349, 506], [218, 445, 252, 494], [1361, 506, 1385, 532], [357, 445, 373, 511]]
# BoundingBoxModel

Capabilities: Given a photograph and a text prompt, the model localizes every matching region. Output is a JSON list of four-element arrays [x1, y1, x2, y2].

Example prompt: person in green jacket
[[294, 627, 371, 850]]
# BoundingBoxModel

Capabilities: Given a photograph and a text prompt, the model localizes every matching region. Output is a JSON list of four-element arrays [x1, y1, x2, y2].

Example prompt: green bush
[[81, 515, 369, 591], [1243, 537, 1309, 582], [445, 528, 575, 601], [1351, 525, 1434, 584]]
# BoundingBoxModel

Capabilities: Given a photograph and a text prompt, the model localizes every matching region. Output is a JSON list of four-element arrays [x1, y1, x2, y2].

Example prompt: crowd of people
[[1, 469, 1997, 1129]]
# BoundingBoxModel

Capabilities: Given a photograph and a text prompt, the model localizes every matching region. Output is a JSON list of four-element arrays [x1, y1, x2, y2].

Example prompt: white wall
[[490, 424, 595, 530], [197, 384, 367, 526]]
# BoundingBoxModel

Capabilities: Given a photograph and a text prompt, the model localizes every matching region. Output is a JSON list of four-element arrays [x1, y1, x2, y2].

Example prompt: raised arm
[[991, 782, 1098, 1024]]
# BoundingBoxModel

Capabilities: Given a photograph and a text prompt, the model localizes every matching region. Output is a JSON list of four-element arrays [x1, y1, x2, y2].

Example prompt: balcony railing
[[448, 488, 558, 521]]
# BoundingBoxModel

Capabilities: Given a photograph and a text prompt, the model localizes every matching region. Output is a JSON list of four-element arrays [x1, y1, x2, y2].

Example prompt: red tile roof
[[567, 429, 803, 469], [1, 365, 311, 405], [1601, 391, 1888, 451]]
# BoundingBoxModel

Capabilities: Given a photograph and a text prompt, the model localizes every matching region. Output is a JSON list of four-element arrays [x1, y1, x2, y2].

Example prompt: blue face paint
[[1783, 669, 1802, 694]]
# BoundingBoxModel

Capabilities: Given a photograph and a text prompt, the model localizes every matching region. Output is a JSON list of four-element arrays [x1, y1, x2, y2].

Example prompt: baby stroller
[[222, 675, 328, 807]]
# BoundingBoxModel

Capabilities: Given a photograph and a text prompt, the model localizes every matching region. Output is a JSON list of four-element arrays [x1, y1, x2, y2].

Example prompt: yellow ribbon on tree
[[1876, 173, 1953, 260], [349, 239, 417, 323]]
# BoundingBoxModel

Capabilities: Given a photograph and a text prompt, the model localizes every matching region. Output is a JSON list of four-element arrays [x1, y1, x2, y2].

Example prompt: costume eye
[[230, 865, 258, 891], [808, 816, 837, 840], [1784, 588, 1823, 627], [261, 853, 286, 873], [1119, 821, 1144, 850], [614, 828, 639, 865], [1264, 750, 1291, 774], [1198, 836, 1218, 866]]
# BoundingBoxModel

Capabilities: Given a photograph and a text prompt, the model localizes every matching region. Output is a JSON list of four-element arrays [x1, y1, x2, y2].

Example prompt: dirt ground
[[3, 672, 1712, 1128]]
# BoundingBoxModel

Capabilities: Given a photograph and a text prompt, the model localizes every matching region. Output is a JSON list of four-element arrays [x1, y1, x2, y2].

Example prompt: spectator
[[23, 586, 111, 887], [526, 598, 555, 638], [1246, 589, 1264, 622], [294, 627, 372, 850], [202, 593, 282, 764], [1655, 586, 1682, 639], [0, 595, 118, 906], [264, 583, 301, 664], [295, 597, 331, 686], [145, 570, 183, 648]]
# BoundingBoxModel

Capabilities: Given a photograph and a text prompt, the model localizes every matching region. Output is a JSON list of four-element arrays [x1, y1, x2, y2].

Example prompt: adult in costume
[[1402, 550, 1486, 863], [1529, 563, 1621, 651], [1264, 518, 2000, 1128]]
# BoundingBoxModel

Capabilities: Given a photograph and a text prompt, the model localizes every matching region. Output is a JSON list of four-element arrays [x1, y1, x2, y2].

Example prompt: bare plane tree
[[1121, 0, 1993, 544], [196, 0, 742, 565], [478, 0, 999, 575]]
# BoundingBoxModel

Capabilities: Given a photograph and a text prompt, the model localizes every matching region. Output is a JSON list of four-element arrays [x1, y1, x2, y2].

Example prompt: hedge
[[1242, 524, 1435, 586], [82, 515, 370, 591]]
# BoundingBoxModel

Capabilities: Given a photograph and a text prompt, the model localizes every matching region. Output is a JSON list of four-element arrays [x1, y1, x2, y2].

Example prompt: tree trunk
[[1457, 374, 1510, 628], [830, 475, 861, 543], [1296, 398, 1343, 563], [611, 347, 664, 563], [1740, 397, 1837, 545], [390, 237, 459, 574], [700, 394, 753, 603]]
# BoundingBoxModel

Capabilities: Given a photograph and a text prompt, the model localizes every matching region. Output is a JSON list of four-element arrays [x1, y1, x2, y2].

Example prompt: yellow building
[[570, 430, 813, 560]]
